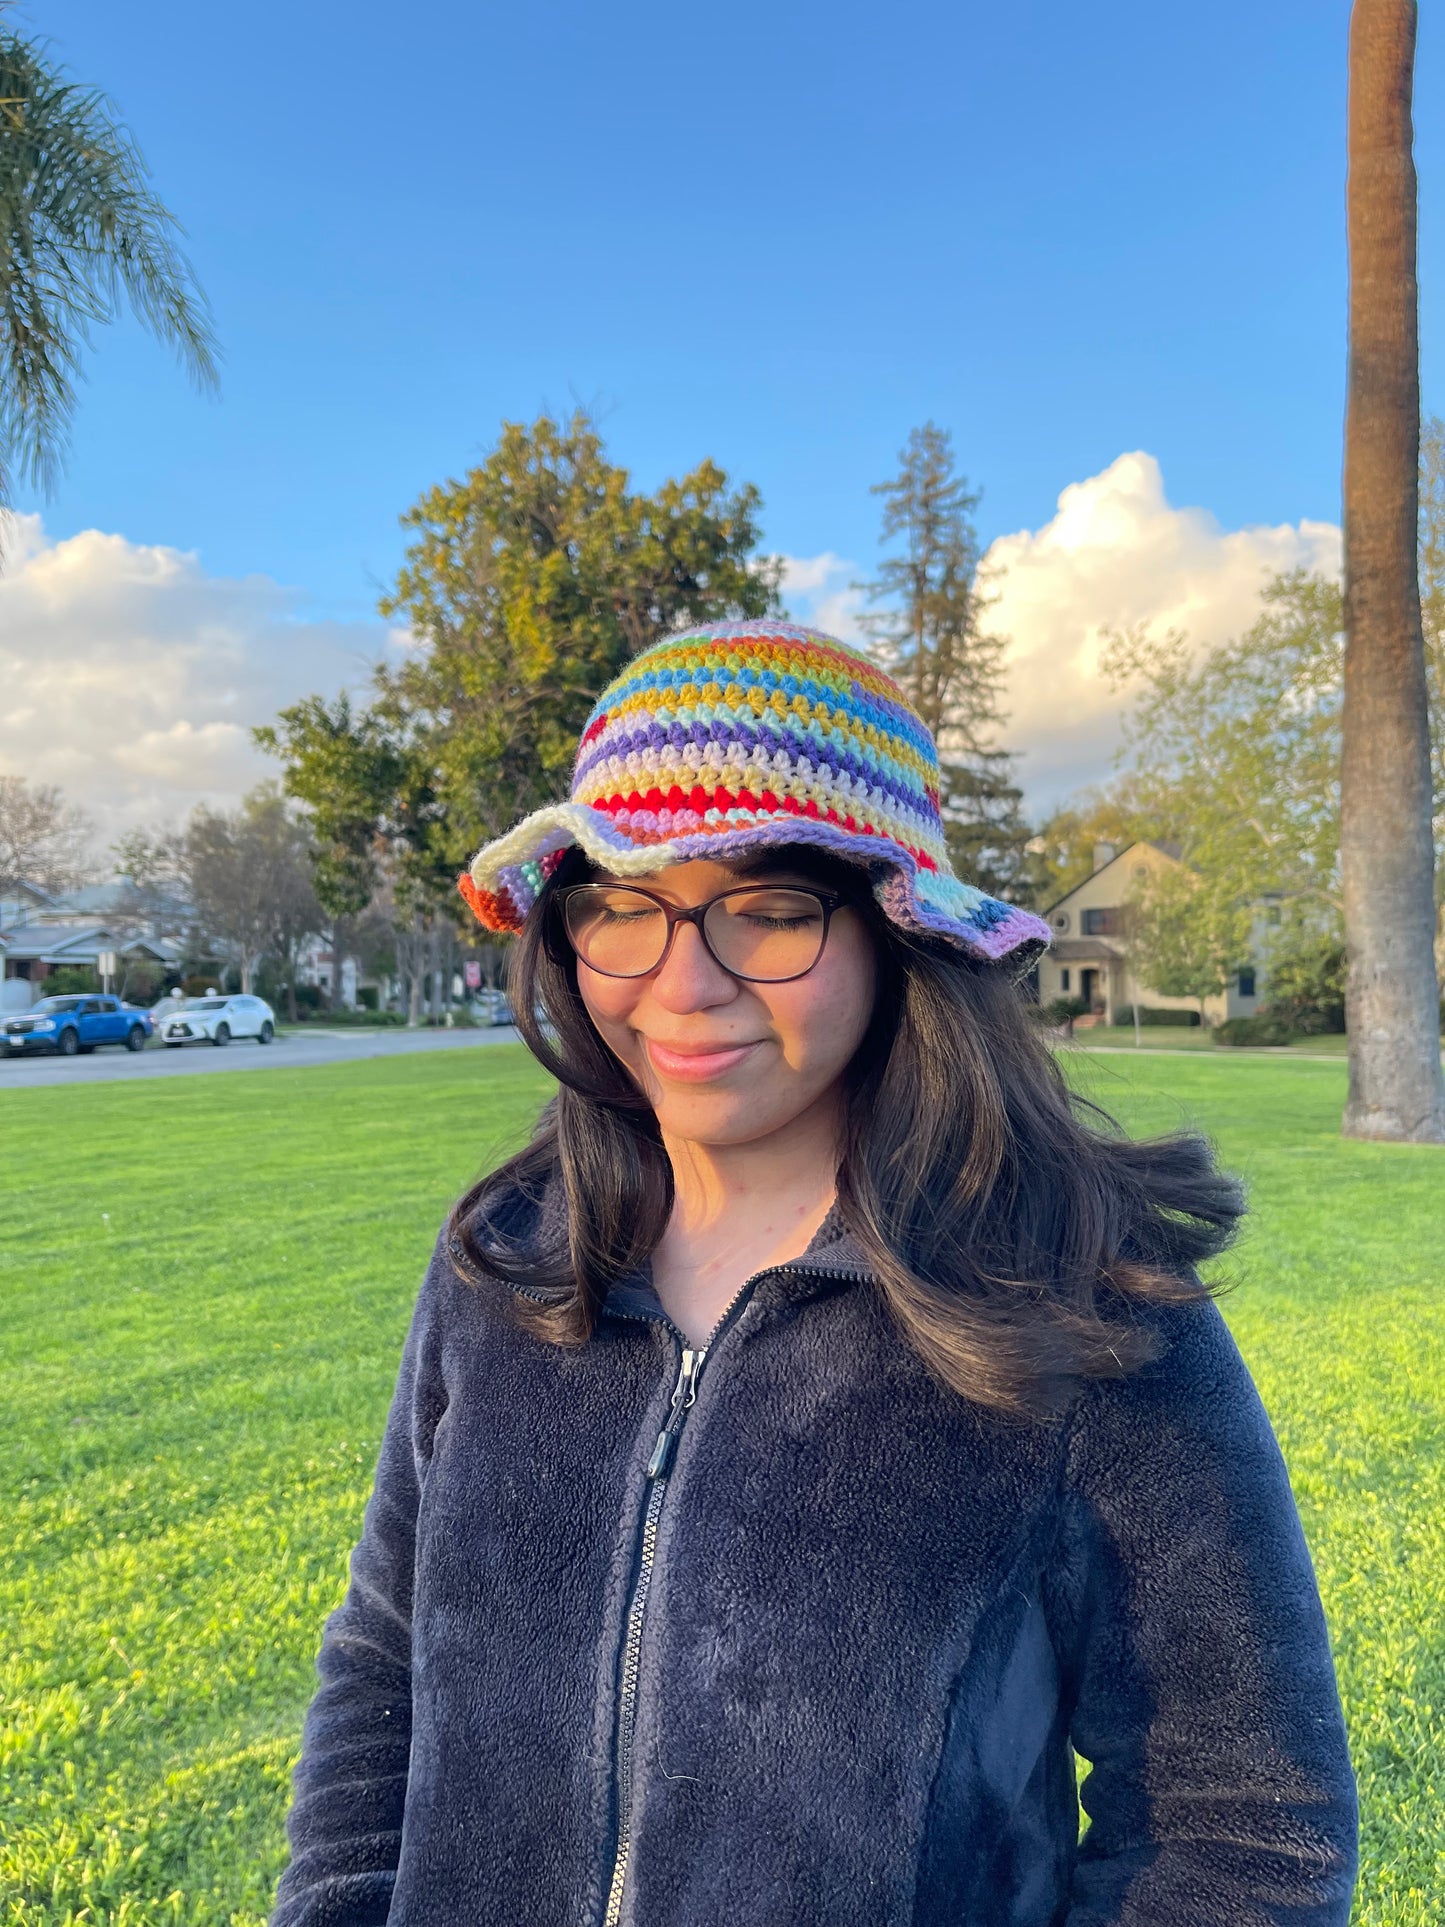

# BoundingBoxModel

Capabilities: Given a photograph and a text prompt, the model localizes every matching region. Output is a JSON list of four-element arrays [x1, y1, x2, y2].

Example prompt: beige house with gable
[[1036, 840, 1265, 1028]]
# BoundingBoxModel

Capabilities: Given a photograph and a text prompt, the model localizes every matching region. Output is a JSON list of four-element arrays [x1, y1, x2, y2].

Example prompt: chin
[[650, 1091, 791, 1147]]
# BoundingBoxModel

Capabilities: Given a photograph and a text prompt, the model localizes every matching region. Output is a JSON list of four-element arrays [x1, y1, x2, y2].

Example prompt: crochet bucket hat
[[458, 621, 1051, 968]]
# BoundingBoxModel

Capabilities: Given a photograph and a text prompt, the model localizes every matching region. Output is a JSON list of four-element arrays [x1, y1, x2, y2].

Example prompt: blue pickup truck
[[1, 994, 155, 1058]]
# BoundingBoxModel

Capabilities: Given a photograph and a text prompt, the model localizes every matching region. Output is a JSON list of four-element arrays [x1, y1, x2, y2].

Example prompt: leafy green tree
[[1263, 918, 1348, 1034], [1100, 572, 1346, 923], [0, 20, 217, 502], [260, 412, 780, 936], [1125, 861, 1255, 1021], [857, 423, 1029, 898]]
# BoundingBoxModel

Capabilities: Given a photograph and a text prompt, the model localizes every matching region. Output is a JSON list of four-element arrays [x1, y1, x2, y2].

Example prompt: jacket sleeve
[[1056, 1298, 1357, 1925], [270, 1247, 450, 1927]]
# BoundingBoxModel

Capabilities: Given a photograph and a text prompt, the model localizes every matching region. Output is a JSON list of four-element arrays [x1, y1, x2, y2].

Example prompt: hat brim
[[459, 801, 1050, 972]]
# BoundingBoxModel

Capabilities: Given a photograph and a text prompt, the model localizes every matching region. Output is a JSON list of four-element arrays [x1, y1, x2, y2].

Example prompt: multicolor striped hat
[[458, 621, 1051, 967]]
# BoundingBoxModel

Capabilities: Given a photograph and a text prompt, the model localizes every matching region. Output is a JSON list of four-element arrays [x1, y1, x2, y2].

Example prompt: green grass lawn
[[2, 1046, 1442, 1923], [1066, 1023, 1353, 1055]]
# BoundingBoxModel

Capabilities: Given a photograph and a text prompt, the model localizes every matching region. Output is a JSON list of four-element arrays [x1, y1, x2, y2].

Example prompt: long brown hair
[[450, 845, 1243, 1417]]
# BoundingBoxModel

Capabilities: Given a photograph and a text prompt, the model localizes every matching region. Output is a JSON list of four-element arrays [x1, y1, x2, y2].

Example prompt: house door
[[1080, 968, 1100, 1010]]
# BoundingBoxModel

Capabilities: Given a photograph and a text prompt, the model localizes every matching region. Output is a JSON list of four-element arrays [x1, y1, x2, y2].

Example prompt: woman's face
[[573, 857, 877, 1150]]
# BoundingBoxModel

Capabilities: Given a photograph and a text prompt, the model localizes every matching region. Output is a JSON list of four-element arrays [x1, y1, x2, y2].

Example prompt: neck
[[652, 1087, 843, 1345]]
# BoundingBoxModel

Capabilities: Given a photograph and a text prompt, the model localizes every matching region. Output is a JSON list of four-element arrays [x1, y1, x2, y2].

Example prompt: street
[[0, 1023, 523, 1089]]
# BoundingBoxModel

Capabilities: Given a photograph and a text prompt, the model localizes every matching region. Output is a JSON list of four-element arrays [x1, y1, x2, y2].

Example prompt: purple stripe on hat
[[574, 716, 936, 825]]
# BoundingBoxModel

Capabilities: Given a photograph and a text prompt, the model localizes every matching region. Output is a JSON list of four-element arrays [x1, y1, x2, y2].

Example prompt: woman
[[272, 622, 1356, 1927]]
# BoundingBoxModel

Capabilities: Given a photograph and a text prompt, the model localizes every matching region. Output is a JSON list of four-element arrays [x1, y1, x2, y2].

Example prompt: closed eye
[[590, 905, 660, 925], [740, 912, 817, 931]]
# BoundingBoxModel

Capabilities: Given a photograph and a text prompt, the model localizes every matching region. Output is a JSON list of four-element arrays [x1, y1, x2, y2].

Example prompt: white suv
[[159, 995, 276, 1047]]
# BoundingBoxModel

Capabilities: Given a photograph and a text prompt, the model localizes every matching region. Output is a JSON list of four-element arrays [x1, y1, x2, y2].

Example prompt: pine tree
[[858, 424, 1030, 899]]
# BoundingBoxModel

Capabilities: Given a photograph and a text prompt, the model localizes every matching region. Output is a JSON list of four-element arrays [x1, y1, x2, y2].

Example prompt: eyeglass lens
[[564, 886, 829, 981]]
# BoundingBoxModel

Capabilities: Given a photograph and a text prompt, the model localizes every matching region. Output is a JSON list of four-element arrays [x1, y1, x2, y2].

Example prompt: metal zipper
[[597, 1260, 864, 1927]]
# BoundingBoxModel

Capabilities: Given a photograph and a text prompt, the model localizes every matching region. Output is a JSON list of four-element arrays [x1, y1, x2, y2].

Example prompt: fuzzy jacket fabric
[[271, 1188, 1357, 1927]]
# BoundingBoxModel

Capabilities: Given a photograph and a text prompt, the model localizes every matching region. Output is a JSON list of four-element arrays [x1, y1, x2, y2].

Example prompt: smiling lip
[[643, 1038, 762, 1082]]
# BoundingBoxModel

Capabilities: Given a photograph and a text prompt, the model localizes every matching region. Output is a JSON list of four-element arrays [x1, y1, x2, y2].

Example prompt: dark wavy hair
[[449, 844, 1244, 1417]]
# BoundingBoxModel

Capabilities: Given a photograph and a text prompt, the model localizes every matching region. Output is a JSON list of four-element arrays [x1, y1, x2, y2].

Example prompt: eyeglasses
[[559, 882, 844, 983]]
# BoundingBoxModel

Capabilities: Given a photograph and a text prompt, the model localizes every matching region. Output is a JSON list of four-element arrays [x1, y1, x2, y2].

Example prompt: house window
[[1237, 968, 1257, 998], [1081, 907, 1120, 936], [1052, 912, 1070, 933], [1059, 968, 1071, 992]]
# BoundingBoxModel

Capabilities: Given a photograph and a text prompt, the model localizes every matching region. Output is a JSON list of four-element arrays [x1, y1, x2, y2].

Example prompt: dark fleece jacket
[[271, 1187, 1356, 1927]]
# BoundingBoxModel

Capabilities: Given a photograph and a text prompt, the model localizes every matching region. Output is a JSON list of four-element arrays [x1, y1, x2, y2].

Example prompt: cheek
[[576, 967, 644, 1059], [766, 930, 877, 1076]]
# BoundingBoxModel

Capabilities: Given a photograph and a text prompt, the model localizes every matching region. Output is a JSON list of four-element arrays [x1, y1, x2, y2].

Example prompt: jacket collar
[[488, 1166, 872, 1321], [605, 1199, 872, 1325]]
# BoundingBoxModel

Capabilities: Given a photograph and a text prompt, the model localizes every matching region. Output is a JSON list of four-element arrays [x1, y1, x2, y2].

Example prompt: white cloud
[[781, 452, 1341, 814], [986, 453, 1340, 809], [777, 552, 869, 646], [0, 512, 387, 844]]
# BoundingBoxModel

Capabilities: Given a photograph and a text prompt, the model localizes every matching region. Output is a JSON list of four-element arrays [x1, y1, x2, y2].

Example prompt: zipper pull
[[645, 1347, 705, 1481]]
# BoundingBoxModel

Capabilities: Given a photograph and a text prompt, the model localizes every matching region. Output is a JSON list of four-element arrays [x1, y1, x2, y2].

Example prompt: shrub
[[1265, 934, 1347, 1034], [117, 960, 165, 1005], [356, 986, 379, 1011], [182, 974, 223, 996], [41, 965, 99, 996], [1043, 995, 1090, 1037], [1113, 1005, 1202, 1028], [1215, 1013, 1298, 1048]]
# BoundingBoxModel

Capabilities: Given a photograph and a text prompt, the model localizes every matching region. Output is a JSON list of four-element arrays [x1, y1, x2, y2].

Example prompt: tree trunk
[[406, 916, 423, 1027], [241, 952, 253, 995], [1341, 0, 1445, 1140]]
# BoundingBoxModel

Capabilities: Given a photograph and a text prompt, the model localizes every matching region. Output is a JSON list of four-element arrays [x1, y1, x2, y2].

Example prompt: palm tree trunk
[[1341, 0, 1445, 1141]]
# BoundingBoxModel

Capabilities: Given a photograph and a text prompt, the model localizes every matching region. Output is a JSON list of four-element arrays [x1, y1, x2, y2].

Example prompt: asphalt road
[[0, 1023, 523, 1089]]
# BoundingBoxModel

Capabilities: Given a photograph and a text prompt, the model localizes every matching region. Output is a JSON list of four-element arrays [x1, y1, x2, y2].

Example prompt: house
[[1036, 841, 1264, 1028], [0, 914, 183, 1011]]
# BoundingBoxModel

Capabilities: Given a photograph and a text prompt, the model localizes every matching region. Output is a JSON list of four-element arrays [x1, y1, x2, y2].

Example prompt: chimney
[[1092, 841, 1117, 873]]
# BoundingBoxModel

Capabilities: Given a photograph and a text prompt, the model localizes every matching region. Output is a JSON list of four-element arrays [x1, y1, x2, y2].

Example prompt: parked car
[[479, 988, 515, 1026], [158, 994, 275, 1048], [1, 994, 154, 1058]]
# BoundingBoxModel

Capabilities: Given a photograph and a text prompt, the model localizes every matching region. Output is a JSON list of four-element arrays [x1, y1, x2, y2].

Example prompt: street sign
[[97, 951, 118, 983], [464, 961, 482, 989]]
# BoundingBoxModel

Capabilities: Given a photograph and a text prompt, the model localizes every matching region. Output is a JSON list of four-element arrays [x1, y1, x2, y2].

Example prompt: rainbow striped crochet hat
[[458, 621, 1051, 967]]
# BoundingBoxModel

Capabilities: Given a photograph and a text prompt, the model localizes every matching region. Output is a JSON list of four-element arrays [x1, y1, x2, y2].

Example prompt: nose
[[649, 917, 739, 1013]]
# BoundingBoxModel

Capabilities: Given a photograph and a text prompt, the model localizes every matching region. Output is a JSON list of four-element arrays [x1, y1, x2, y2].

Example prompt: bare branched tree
[[0, 772, 95, 891]]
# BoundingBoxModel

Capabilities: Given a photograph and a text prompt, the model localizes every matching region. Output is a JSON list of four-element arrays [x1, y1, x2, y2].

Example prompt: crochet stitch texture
[[458, 621, 1052, 965]]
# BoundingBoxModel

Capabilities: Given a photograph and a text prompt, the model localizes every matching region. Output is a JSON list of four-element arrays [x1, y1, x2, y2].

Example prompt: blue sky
[[21, 0, 1417, 610], [2, 0, 1436, 826]]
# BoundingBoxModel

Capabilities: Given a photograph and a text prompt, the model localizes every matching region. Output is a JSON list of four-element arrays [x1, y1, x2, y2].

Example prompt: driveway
[[0, 1024, 523, 1088]]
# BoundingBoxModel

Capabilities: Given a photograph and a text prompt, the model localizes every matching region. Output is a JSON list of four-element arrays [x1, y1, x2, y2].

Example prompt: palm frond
[[0, 27, 219, 499]]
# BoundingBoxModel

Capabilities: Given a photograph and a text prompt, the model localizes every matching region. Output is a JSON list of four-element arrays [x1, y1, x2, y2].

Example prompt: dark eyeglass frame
[[558, 882, 846, 983]]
